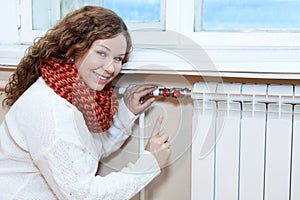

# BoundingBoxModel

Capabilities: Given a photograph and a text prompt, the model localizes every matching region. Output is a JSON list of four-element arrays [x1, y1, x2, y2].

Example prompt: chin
[[86, 82, 105, 91], [95, 85, 106, 91]]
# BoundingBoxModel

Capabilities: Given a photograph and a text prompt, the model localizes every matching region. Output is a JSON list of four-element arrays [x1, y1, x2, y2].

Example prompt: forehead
[[92, 34, 127, 54]]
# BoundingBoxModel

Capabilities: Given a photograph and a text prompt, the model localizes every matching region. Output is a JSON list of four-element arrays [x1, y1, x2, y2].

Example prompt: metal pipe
[[115, 87, 192, 99], [139, 112, 146, 200]]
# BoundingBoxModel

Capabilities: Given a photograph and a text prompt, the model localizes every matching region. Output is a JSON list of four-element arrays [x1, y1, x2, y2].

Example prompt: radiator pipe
[[115, 87, 192, 99], [139, 112, 146, 200]]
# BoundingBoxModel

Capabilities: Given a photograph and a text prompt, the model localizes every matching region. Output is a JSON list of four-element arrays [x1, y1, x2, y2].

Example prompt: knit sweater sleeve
[[33, 140, 160, 200], [98, 98, 139, 158]]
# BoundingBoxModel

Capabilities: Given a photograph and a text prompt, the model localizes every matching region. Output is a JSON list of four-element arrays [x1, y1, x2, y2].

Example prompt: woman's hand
[[123, 84, 157, 115], [145, 116, 171, 169]]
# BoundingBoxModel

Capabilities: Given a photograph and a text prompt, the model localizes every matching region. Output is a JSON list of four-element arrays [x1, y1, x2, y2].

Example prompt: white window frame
[[19, 0, 48, 43]]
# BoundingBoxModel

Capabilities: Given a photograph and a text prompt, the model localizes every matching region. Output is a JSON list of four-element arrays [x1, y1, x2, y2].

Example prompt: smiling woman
[[0, 6, 171, 199]]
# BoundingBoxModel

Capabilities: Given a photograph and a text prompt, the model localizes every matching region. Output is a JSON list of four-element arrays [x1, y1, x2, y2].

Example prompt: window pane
[[60, 0, 101, 18], [198, 0, 300, 31], [32, 0, 60, 30], [32, 0, 162, 30], [103, 0, 161, 22]]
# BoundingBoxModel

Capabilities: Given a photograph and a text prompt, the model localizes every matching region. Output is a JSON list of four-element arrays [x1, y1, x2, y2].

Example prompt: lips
[[93, 71, 110, 82], [93, 72, 110, 84]]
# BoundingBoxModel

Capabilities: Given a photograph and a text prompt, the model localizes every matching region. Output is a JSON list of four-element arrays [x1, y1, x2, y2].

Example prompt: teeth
[[99, 76, 107, 80], [94, 72, 108, 80]]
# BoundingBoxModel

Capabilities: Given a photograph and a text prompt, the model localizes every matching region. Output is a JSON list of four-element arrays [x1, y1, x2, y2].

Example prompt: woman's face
[[75, 34, 127, 91]]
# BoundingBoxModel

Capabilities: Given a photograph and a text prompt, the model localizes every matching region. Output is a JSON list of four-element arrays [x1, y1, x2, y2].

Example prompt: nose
[[103, 59, 115, 73]]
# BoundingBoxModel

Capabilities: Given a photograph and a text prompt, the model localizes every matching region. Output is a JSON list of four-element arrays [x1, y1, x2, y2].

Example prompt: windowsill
[[122, 43, 300, 80], [0, 44, 28, 66], [1, 43, 300, 80]]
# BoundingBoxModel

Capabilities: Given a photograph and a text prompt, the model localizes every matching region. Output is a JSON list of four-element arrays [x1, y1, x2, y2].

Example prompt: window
[[21, 0, 165, 42], [195, 0, 300, 32], [32, 0, 60, 30], [190, 0, 300, 47], [7, 0, 300, 79]]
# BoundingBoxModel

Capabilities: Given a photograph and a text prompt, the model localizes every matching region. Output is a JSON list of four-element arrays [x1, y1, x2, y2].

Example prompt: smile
[[93, 71, 109, 81]]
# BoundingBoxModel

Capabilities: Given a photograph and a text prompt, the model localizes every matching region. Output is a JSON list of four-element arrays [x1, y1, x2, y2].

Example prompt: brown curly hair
[[3, 6, 132, 107]]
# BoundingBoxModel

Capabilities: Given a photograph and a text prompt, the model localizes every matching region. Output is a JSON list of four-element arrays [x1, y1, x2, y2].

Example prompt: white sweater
[[0, 77, 160, 200]]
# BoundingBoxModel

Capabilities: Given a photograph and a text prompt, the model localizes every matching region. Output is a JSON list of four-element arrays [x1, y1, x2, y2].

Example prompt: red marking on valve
[[162, 88, 168, 97], [172, 90, 184, 98]]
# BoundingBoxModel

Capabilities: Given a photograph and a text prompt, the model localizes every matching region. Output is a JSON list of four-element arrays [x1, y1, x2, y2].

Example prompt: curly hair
[[3, 6, 132, 107]]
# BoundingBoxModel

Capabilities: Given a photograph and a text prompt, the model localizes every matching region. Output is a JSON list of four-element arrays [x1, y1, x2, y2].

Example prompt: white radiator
[[191, 82, 300, 200]]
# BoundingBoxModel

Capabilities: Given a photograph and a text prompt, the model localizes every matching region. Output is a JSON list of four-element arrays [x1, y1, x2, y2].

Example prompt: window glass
[[32, 0, 163, 30], [195, 0, 300, 31], [60, 0, 101, 18], [103, 0, 161, 22], [32, 0, 59, 30]]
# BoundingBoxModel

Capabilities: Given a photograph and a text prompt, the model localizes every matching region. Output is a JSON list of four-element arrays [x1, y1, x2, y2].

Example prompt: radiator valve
[[152, 87, 191, 98], [115, 86, 191, 104]]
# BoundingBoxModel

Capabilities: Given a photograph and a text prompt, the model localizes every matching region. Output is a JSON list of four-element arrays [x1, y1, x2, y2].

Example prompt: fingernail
[[150, 97, 156, 102]]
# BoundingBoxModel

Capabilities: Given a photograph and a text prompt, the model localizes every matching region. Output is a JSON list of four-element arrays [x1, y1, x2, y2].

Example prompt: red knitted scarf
[[40, 59, 118, 133]]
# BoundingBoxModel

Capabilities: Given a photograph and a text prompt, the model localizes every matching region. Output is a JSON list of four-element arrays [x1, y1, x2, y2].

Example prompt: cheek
[[77, 53, 99, 70], [114, 65, 122, 75], [76, 65, 85, 77]]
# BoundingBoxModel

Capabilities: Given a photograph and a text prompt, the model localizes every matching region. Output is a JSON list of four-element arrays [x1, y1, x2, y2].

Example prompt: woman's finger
[[160, 134, 169, 143], [125, 84, 137, 91], [134, 86, 157, 100], [152, 116, 163, 136], [131, 84, 157, 92]]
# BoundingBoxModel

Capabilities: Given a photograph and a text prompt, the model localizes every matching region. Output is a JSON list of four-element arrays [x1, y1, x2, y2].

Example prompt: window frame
[[20, 0, 47, 43], [21, 0, 300, 47], [191, 0, 300, 47]]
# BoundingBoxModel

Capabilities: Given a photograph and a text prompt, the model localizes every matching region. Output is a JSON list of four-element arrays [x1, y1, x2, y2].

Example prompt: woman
[[0, 6, 170, 199]]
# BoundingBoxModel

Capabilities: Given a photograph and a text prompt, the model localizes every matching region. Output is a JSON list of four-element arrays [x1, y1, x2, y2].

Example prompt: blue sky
[[202, 0, 300, 30], [103, 0, 160, 22]]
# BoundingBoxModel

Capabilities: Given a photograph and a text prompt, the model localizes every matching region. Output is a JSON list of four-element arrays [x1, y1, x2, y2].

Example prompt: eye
[[113, 57, 124, 63], [97, 51, 106, 57]]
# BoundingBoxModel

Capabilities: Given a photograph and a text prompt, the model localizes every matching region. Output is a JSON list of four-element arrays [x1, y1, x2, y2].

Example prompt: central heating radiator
[[191, 82, 300, 200]]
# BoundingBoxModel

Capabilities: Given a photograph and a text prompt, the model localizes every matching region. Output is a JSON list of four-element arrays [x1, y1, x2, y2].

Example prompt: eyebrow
[[99, 44, 126, 56], [99, 44, 111, 52]]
